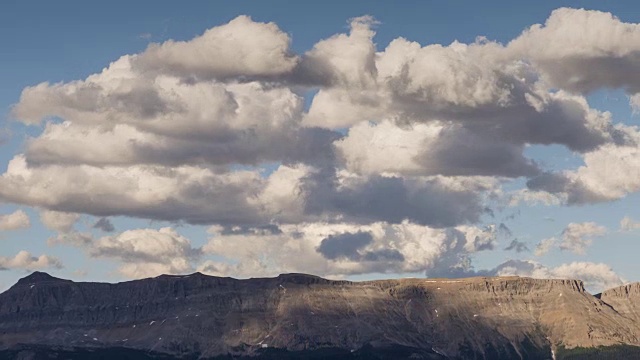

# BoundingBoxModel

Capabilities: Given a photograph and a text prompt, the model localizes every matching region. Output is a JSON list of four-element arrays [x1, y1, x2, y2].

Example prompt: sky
[[1, 1, 640, 293]]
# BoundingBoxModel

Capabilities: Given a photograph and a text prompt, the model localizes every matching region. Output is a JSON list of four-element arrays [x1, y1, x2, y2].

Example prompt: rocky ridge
[[598, 282, 640, 324], [0, 271, 639, 359]]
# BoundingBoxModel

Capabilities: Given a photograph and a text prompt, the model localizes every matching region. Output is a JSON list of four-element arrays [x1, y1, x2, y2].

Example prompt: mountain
[[598, 282, 640, 323], [0, 272, 639, 359]]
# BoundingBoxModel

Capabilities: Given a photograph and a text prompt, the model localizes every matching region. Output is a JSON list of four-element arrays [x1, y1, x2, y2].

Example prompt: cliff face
[[0, 272, 638, 359], [599, 282, 640, 323]]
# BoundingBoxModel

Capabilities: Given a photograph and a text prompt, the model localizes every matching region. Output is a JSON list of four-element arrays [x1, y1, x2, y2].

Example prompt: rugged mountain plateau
[[1, 271, 639, 359]]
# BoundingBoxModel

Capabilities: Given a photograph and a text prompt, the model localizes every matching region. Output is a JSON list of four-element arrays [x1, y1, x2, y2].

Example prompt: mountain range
[[1, 271, 640, 359]]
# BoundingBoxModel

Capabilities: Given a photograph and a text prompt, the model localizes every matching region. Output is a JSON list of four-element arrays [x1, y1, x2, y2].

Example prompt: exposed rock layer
[[599, 282, 640, 324], [0, 272, 639, 359]]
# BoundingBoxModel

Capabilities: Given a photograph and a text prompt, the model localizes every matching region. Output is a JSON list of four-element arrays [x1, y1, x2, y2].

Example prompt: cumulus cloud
[[534, 237, 556, 256], [301, 16, 381, 127], [527, 136, 640, 205], [305, 16, 378, 87], [6, 9, 637, 230], [134, 15, 298, 81], [459, 224, 498, 252], [26, 224, 201, 279], [303, 19, 621, 154], [201, 221, 496, 278], [0, 210, 30, 230], [3, 8, 640, 282], [509, 8, 640, 94], [620, 216, 640, 231], [0, 250, 63, 271], [530, 222, 606, 256], [1, 156, 266, 225], [0, 153, 492, 228], [335, 120, 539, 178], [534, 219, 604, 256], [302, 170, 494, 227], [90, 227, 201, 278], [16, 72, 336, 168], [494, 259, 624, 293], [39, 210, 79, 233], [559, 222, 607, 254]]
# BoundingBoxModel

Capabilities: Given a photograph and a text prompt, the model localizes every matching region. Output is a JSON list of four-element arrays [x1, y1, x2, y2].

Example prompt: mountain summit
[[13, 271, 63, 285], [1, 272, 639, 359]]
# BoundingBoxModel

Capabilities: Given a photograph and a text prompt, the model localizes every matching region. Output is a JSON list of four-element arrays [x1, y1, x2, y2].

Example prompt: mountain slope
[[598, 282, 640, 322], [0, 272, 639, 359]]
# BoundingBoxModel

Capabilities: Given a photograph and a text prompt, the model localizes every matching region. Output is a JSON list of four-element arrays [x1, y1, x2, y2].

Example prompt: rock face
[[0, 272, 639, 359], [599, 283, 640, 323]]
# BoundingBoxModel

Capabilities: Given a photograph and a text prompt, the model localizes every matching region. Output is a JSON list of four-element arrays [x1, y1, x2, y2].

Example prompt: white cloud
[[508, 8, 640, 93], [39, 210, 79, 233], [631, 94, 640, 114], [0, 154, 493, 227], [335, 120, 538, 178], [559, 222, 606, 254], [334, 121, 430, 176], [92, 227, 197, 261], [534, 237, 556, 256], [301, 16, 381, 128], [16, 70, 322, 168], [0, 250, 63, 271], [306, 16, 378, 88], [47, 231, 93, 247], [0, 156, 267, 225], [91, 227, 200, 278], [459, 224, 497, 252], [5, 10, 635, 230], [201, 221, 496, 278], [569, 143, 640, 203], [0, 210, 30, 230], [303, 20, 620, 156], [494, 259, 623, 293], [256, 164, 310, 223], [552, 262, 624, 292], [511, 8, 640, 61], [135, 15, 298, 80], [526, 126, 640, 205], [528, 222, 606, 256], [507, 189, 564, 207], [620, 216, 640, 231], [380, 38, 513, 109], [4, 9, 640, 282]]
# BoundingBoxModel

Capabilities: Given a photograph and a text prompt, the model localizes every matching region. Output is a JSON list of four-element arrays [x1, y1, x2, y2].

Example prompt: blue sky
[[1, 1, 640, 292]]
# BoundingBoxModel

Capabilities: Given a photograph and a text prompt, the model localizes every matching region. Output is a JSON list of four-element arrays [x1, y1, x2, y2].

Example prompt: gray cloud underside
[[504, 239, 530, 253], [93, 218, 115, 232]]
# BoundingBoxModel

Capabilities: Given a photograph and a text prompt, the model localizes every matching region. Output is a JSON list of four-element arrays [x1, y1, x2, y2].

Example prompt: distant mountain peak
[[601, 282, 640, 298], [15, 271, 61, 285]]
